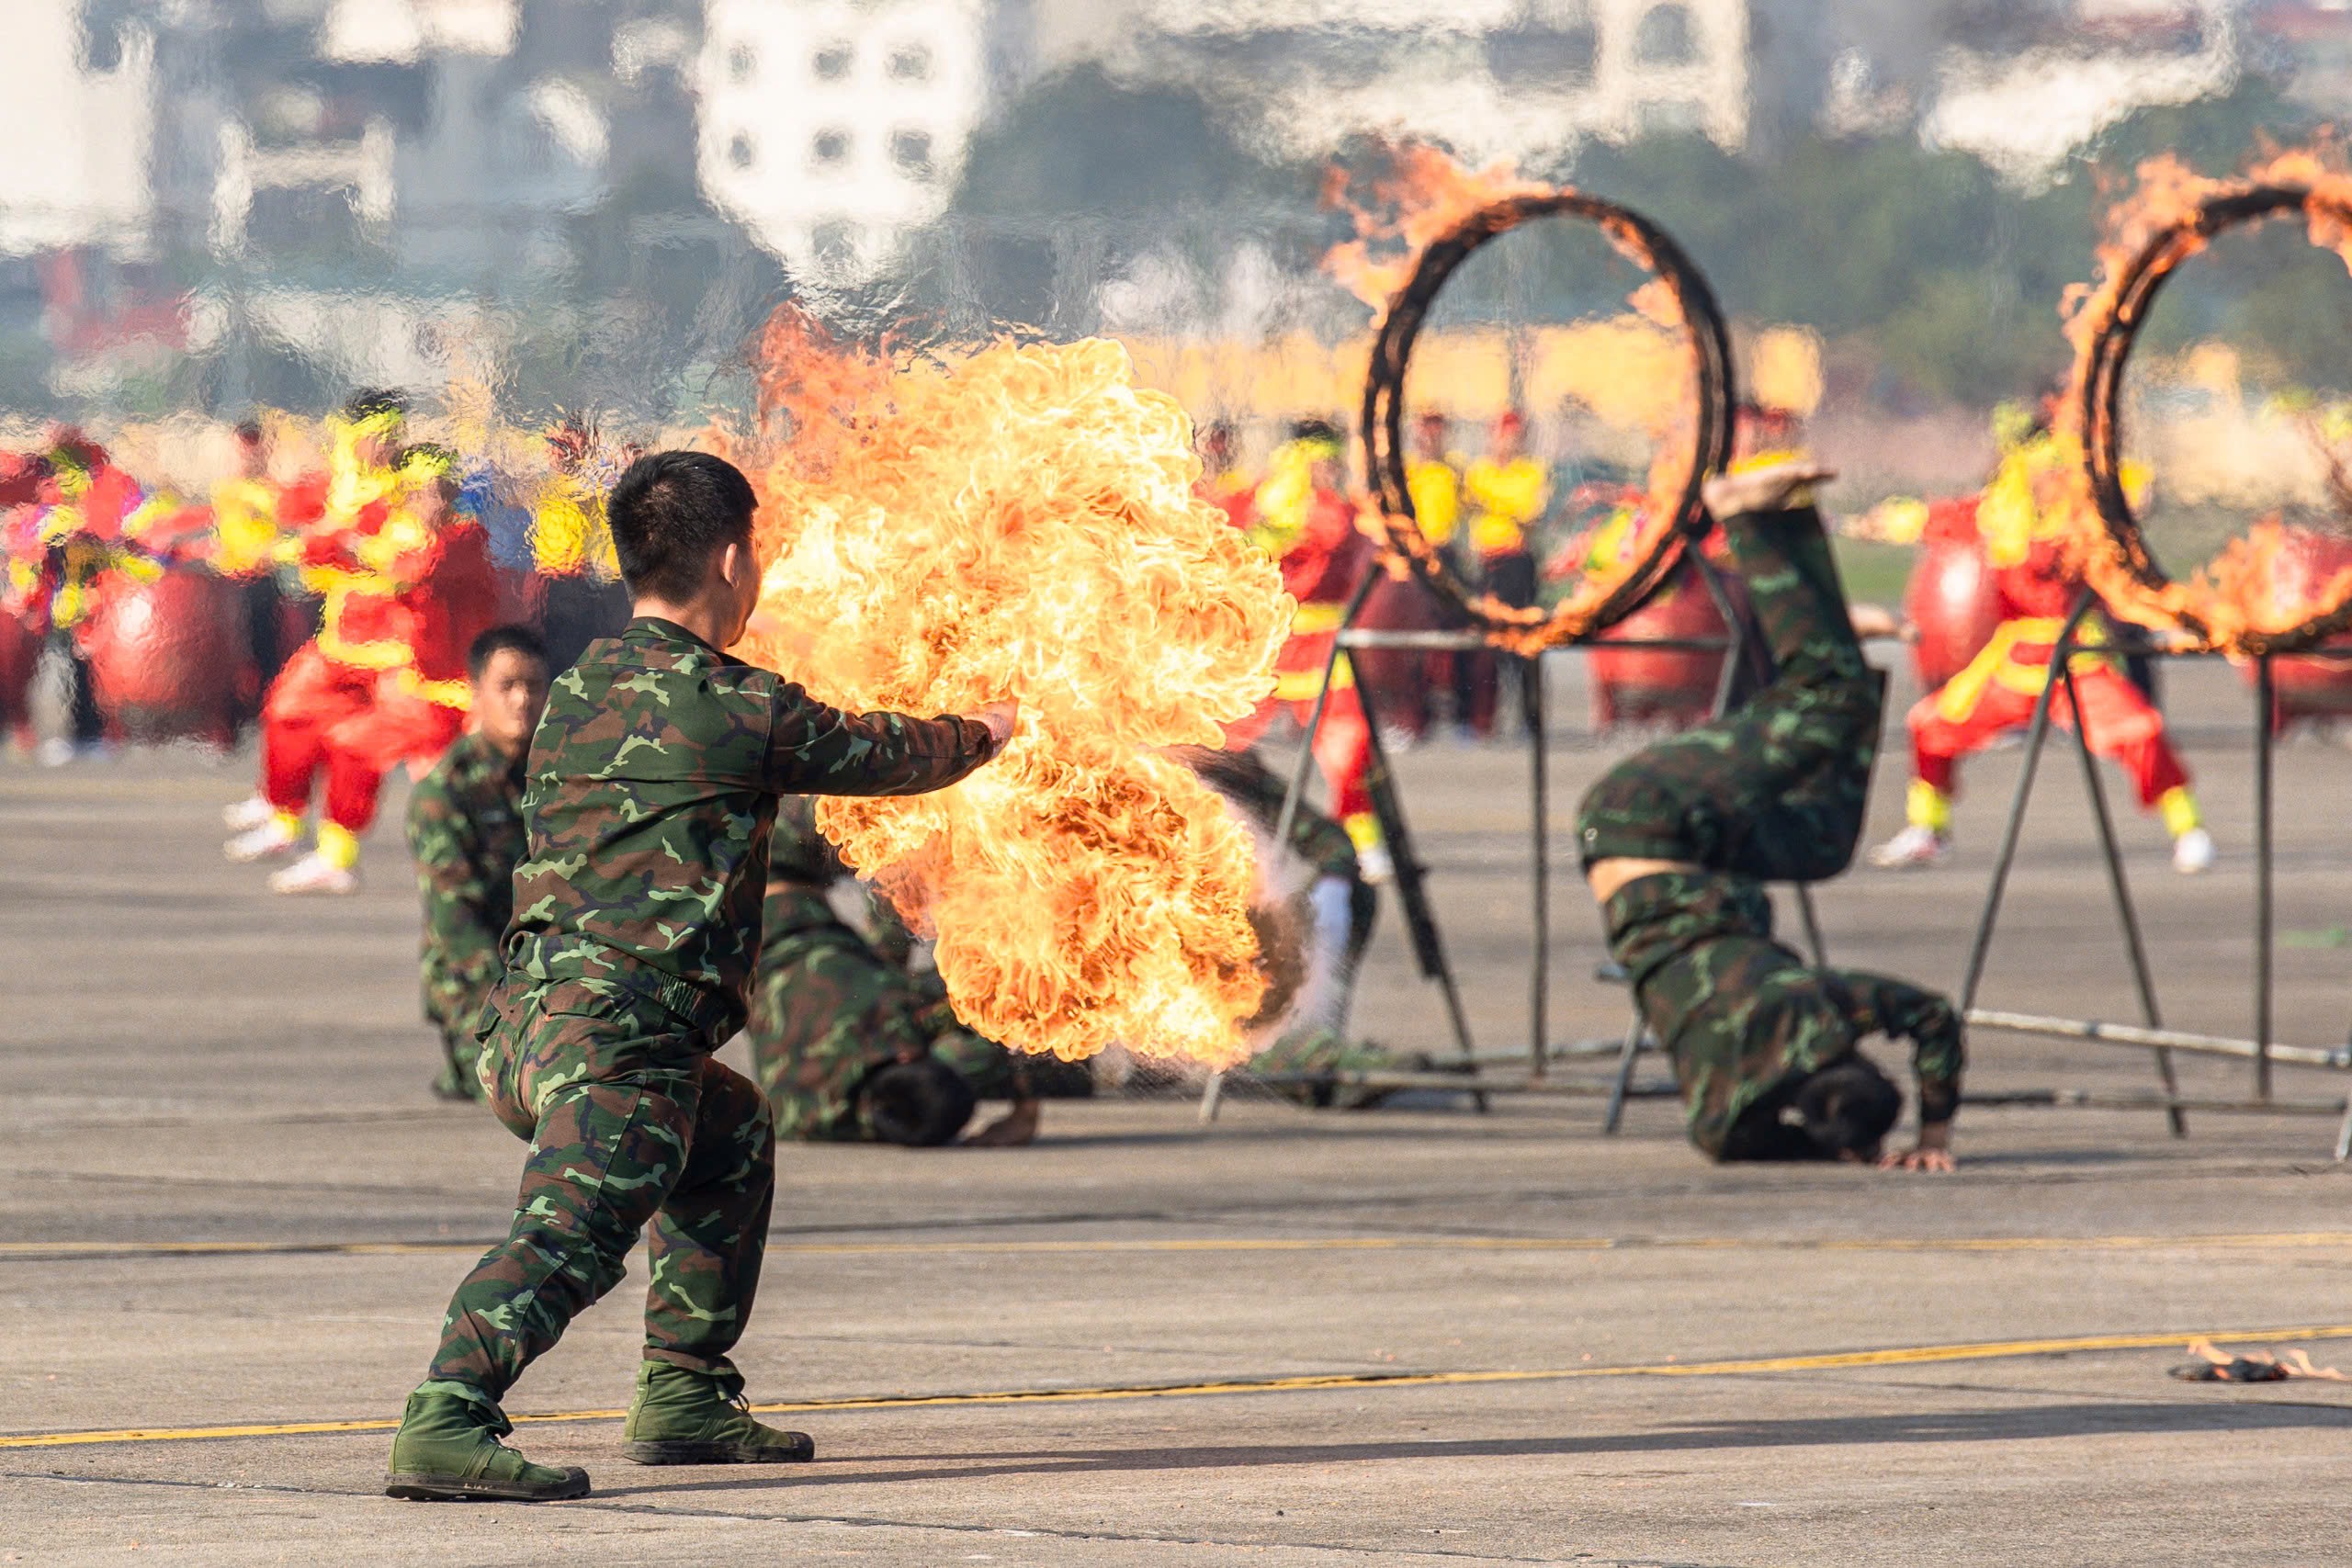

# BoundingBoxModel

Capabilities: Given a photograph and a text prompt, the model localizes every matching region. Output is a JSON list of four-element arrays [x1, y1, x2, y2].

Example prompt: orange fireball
[[727, 309, 1293, 1069]]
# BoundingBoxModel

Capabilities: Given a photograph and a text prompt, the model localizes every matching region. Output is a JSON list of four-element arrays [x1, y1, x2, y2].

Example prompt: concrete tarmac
[[5, 652, 2350, 1565]]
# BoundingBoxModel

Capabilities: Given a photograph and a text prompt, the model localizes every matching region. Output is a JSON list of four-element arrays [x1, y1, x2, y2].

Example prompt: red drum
[[0, 602, 37, 741], [80, 568, 250, 745], [1589, 559, 1730, 730], [1351, 572, 1443, 739], [2245, 525, 2352, 731], [1905, 500, 2002, 694]]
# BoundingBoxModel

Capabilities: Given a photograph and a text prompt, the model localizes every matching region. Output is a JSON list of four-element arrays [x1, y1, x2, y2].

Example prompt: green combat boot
[[384, 1387, 590, 1502], [621, 1361, 816, 1466]]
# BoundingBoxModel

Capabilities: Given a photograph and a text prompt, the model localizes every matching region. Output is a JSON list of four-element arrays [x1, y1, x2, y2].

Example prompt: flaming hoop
[[2070, 161, 2352, 656], [1358, 192, 1736, 654]]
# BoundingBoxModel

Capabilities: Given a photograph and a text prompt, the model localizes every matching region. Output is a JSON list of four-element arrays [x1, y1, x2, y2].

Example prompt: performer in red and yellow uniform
[[327, 446, 499, 805], [528, 420, 629, 672], [1354, 408, 1462, 742], [1456, 410, 1548, 737], [1195, 420, 1258, 532], [1871, 424, 2211, 874], [6, 430, 157, 761], [1220, 420, 1389, 879], [211, 418, 300, 731], [226, 391, 426, 890]]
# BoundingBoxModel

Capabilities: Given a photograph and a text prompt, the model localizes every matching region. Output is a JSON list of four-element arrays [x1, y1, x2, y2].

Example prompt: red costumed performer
[[1871, 426, 2211, 875], [1220, 421, 1390, 880]]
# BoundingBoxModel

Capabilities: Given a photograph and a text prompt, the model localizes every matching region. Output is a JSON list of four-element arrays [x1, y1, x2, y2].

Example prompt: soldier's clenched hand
[[972, 699, 1020, 752]]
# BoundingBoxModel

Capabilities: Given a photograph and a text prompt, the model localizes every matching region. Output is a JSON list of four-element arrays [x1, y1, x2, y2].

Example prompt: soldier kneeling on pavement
[[404, 625, 550, 1100], [744, 795, 1093, 1148], [1176, 745, 1419, 1106]]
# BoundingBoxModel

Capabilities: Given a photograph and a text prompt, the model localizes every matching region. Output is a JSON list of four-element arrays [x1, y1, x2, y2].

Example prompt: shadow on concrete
[[599, 1398, 2352, 1496]]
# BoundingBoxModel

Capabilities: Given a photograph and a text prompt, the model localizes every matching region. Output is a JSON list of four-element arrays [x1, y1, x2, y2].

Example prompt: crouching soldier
[[746, 795, 1091, 1148], [1177, 745, 1421, 1106], [404, 626, 549, 1100], [385, 451, 1014, 1502], [1577, 460, 1963, 1168]]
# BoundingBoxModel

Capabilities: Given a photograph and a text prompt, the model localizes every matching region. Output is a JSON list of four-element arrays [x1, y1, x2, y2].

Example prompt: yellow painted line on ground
[[9, 1231, 2352, 1262], [9, 1322, 2352, 1451]]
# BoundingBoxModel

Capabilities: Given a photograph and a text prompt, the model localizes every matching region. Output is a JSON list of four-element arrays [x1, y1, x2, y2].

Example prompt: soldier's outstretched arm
[[763, 684, 1013, 797]]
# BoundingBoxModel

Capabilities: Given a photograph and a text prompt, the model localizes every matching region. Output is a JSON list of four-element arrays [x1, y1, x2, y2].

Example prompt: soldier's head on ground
[[607, 450, 763, 645], [862, 1057, 978, 1146], [1718, 1055, 1903, 1163], [467, 626, 551, 761]]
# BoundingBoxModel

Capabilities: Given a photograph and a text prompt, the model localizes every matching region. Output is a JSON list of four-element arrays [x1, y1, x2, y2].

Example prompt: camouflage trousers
[[747, 923, 1088, 1140], [424, 986, 774, 1401], [1577, 505, 1884, 883]]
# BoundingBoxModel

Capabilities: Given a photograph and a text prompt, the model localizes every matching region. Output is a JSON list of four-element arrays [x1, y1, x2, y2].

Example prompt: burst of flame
[[1323, 142, 1556, 311], [1323, 141, 1700, 653], [2057, 147, 2352, 652], [726, 308, 1292, 1069]]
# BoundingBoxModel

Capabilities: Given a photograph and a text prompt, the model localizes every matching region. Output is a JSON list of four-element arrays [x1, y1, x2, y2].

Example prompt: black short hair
[[1717, 1055, 1903, 1162], [862, 1057, 977, 1147], [605, 449, 758, 602], [344, 388, 408, 424], [1793, 1056, 1903, 1157], [234, 417, 264, 445], [467, 625, 548, 682]]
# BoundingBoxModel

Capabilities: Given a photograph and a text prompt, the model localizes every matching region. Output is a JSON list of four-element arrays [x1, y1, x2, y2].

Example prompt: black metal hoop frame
[[2079, 179, 2352, 656], [1358, 191, 1737, 650]]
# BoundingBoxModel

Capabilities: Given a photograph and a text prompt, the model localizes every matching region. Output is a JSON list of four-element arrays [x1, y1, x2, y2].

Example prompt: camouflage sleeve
[[403, 776, 506, 1031], [1837, 971, 1964, 1127], [762, 682, 999, 798], [769, 795, 851, 884]]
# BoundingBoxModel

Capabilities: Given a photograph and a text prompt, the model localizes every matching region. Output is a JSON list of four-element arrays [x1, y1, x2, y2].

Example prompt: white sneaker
[[1870, 825, 1949, 869], [2172, 827, 2215, 875], [1355, 840, 1396, 886], [34, 737, 75, 768], [222, 795, 276, 831], [224, 817, 300, 863], [266, 852, 358, 896]]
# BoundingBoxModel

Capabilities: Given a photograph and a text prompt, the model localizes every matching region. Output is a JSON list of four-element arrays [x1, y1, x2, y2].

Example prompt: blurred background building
[[2, 0, 2346, 453]]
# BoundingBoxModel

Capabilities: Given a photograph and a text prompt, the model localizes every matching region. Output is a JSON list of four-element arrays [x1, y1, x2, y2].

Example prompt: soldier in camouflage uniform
[[747, 794, 1091, 1146], [386, 452, 1013, 1503], [403, 626, 550, 1100], [1174, 745, 1416, 1104], [1577, 461, 1963, 1168]]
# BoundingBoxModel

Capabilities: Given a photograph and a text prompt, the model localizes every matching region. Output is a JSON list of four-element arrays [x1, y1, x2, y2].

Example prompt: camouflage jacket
[[498, 616, 998, 1045], [1608, 870, 1964, 1157], [404, 729, 528, 1037]]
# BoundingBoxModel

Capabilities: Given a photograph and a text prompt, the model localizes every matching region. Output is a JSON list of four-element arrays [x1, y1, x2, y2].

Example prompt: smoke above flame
[[727, 308, 1292, 1069], [2058, 149, 2352, 653]]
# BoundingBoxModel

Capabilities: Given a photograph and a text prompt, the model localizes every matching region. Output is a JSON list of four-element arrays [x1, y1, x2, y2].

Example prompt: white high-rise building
[[0, 0, 157, 256], [1029, 0, 1751, 163], [695, 0, 992, 281]]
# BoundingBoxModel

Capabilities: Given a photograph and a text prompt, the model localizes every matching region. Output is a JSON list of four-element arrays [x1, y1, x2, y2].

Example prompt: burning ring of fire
[[1360, 192, 1736, 654], [2073, 173, 2352, 656]]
